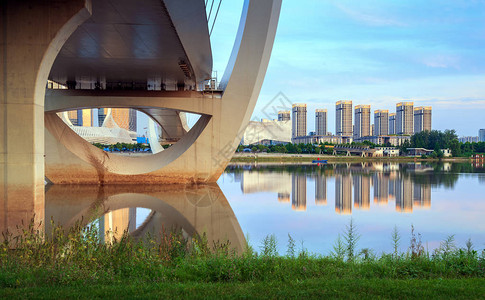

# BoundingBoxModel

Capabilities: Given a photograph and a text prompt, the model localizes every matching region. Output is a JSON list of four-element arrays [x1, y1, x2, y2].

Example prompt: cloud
[[331, 2, 406, 27], [421, 54, 461, 69]]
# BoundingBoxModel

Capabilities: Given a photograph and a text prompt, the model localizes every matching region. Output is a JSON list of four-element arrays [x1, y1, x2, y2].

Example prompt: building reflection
[[234, 162, 437, 215], [413, 183, 431, 208], [396, 177, 413, 213], [373, 173, 389, 204], [353, 175, 370, 210], [335, 174, 352, 214], [292, 174, 307, 211], [315, 174, 327, 206]]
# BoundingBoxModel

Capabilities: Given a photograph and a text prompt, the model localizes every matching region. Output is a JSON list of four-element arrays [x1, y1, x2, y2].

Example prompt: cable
[[207, 0, 215, 21], [210, 0, 222, 36]]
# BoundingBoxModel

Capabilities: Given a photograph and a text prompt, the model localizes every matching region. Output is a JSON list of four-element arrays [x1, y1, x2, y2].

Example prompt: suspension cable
[[209, 0, 222, 36], [207, 0, 215, 21]]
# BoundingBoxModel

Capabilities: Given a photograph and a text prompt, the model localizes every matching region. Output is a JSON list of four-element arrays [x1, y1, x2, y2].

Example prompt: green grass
[[3, 278, 485, 299], [1, 220, 484, 298]]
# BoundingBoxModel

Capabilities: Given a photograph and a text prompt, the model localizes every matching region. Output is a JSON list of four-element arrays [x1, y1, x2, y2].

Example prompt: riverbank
[[230, 153, 472, 164]]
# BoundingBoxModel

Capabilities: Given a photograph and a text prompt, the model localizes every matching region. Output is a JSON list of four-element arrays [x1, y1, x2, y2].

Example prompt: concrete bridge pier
[[0, 0, 91, 233]]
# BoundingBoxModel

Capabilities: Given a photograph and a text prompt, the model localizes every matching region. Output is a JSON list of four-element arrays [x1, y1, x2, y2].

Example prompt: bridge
[[1, 0, 282, 232], [332, 145, 377, 157]]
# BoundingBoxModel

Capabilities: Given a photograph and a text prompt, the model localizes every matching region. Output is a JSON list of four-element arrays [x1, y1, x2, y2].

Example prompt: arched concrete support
[[44, 184, 246, 253], [44, 0, 282, 184], [0, 0, 91, 233], [147, 118, 164, 154], [45, 111, 212, 183]]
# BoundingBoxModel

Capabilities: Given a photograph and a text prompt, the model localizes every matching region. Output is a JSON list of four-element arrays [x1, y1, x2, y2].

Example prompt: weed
[[286, 234, 296, 258], [343, 218, 360, 262]]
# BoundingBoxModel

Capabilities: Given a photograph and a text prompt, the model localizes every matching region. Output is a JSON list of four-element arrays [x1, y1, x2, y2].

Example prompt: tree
[[449, 139, 461, 157]]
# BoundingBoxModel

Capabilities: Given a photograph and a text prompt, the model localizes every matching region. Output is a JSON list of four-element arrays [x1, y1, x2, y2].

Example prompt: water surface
[[3, 161, 485, 255], [219, 162, 485, 254]]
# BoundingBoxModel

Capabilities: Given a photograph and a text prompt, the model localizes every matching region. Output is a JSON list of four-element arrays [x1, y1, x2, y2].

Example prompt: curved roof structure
[[49, 0, 212, 88]]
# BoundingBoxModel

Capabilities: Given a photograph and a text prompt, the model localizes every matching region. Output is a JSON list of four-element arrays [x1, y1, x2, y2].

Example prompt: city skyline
[[290, 100, 434, 140], [208, 1, 485, 137]]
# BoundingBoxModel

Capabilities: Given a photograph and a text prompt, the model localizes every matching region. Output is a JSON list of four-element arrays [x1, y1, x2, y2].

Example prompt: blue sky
[[208, 0, 485, 136]]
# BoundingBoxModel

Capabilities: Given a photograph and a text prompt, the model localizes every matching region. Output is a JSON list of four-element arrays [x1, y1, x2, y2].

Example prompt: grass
[[1, 219, 485, 298]]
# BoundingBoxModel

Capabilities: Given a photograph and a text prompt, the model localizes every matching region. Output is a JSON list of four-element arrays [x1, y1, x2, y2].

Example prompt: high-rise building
[[67, 109, 95, 126], [98, 108, 108, 126], [278, 110, 291, 121], [336, 100, 352, 136], [479, 129, 485, 142], [353, 105, 371, 139], [111, 108, 137, 132], [396, 102, 414, 135], [292, 104, 307, 139], [315, 109, 327, 136], [414, 106, 432, 133], [67, 110, 80, 126], [389, 113, 396, 135], [374, 110, 389, 136]]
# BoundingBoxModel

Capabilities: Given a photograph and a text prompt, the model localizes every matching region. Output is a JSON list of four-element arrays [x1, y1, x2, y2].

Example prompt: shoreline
[[230, 153, 471, 164]]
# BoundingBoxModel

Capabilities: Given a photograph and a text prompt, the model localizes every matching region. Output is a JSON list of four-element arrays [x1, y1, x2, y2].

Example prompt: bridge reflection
[[1, 184, 246, 253], [230, 162, 445, 214]]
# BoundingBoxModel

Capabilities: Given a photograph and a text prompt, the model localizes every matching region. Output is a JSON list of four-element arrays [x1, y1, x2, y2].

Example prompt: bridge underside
[[0, 0, 281, 233]]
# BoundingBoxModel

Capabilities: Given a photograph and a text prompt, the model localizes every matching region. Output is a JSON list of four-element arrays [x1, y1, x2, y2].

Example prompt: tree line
[[238, 129, 485, 157]]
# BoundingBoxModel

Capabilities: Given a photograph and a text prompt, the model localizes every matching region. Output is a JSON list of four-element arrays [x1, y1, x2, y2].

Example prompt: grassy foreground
[[1, 221, 485, 299]]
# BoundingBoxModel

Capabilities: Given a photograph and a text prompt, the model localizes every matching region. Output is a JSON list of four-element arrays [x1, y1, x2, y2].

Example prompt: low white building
[[242, 119, 291, 145]]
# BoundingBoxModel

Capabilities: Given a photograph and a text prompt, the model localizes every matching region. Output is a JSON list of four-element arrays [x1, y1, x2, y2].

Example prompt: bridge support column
[[0, 0, 90, 233]]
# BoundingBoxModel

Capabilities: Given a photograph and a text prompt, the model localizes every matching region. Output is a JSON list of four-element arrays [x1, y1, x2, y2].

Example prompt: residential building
[[278, 110, 291, 121], [353, 105, 371, 139], [292, 103, 307, 140], [479, 129, 485, 142], [374, 109, 389, 136], [315, 109, 327, 136], [336, 100, 352, 136], [396, 102, 414, 135], [414, 106, 432, 133], [389, 113, 396, 135], [459, 136, 479, 143]]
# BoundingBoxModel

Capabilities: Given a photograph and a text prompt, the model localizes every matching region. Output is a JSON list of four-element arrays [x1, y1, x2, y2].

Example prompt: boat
[[312, 160, 327, 164]]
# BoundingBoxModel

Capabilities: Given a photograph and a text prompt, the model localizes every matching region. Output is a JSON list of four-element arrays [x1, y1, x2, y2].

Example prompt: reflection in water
[[227, 162, 470, 214], [2, 184, 246, 253], [315, 174, 326, 206], [292, 174, 307, 211], [336, 174, 352, 214]]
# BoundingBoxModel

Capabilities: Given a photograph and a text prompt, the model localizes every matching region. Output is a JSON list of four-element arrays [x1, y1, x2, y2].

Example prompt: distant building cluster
[[61, 108, 138, 144], [240, 101, 434, 146], [459, 129, 485, 143], [291, 101, 432, 146]]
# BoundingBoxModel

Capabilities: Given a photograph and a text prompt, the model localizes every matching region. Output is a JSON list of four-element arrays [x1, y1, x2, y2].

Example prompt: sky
[[206, 0, 485, 137]]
